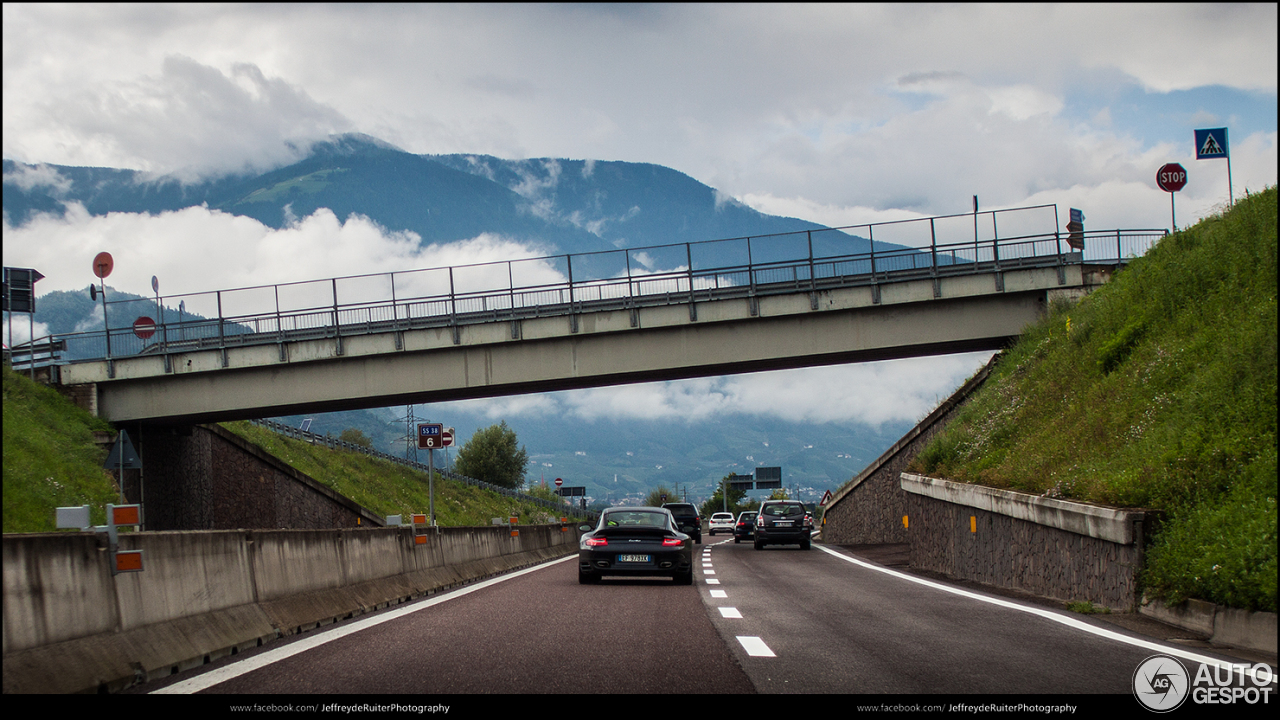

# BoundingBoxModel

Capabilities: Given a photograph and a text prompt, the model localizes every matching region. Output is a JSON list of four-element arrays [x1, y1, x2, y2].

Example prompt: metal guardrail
[[247, 418, 596, 521], [11, 204, 1168, 368]]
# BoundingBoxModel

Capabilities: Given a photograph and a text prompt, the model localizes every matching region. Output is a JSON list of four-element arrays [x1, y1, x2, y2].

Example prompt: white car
[[708, 512, 736, 536]]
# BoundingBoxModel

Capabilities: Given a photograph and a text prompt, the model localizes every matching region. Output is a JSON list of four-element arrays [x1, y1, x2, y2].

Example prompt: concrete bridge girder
[[62, 265, 1085, 425]]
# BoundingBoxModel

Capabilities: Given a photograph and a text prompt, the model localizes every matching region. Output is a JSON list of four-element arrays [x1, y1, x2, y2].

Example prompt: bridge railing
[[25, 204, 1167, 367]]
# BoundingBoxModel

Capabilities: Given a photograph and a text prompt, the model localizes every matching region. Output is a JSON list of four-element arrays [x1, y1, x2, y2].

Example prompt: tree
[[339, 428, 373, 449], [645, 485, 682, 506], [454, 421, 528, 489], [700, 474, 750, 517]]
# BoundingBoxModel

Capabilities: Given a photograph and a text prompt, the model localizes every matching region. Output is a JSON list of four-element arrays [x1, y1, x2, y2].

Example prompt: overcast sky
[[3, 3, 1277, 429]]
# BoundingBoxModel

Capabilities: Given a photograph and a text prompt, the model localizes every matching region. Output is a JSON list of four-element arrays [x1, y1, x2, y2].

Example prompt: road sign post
[[1156, 163, 1187, 231], [417, 423, 452, 526], [1194, 127, 1232, 206], [1066, 208, 1085, 250], [92, 252, 113, 363], [755, 467, 782, 490]]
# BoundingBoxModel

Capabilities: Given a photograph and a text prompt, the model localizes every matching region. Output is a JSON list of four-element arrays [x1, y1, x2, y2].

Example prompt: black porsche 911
[[578, 507, 695, 585]]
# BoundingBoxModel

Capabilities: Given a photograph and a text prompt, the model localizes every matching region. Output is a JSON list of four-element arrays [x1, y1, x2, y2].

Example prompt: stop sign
[[133, 316, 156, 340], [1157, 163, 1187, 192]]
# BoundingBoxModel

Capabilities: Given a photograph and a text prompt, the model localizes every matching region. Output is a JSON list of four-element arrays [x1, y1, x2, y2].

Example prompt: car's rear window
[[604, 511, 669, 527], [762, 504, 803, 517]]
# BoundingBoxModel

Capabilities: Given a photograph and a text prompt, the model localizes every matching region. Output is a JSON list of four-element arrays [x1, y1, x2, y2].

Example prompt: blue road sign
[[418, 423, 444, 449], [1195, 128, 1228, 160]]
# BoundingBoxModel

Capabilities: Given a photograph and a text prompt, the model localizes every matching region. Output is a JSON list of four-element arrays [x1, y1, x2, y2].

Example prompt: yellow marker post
[[970, 516, 977, 533], [902, 515, 909, 529]]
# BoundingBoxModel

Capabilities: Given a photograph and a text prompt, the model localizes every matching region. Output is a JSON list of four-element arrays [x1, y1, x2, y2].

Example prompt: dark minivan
[[733, 511, 756, 544], [753, 500, 812, 550], [661, 502, 702, 544]]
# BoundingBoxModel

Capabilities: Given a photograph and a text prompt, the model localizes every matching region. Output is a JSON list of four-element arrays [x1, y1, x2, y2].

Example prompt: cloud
[[434, 352, 993, 427], [2, 202, 557, 304], [2, 163, 73, 194], [6, 55, 352, 181]]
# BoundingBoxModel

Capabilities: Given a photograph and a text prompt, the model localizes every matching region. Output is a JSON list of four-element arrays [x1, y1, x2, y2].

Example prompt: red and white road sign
[[93, 251, 114, 279], [1157, 163, 1187, 192], [133, 316, 156, 339]]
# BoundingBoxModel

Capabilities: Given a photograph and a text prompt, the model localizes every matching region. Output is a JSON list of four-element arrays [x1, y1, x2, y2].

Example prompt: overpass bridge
[[44, 204, 1164, 424]]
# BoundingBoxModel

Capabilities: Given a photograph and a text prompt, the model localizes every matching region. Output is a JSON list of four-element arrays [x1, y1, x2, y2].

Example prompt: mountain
[[271, 405, 912, 508], [4, 133, 869, 259], [4, 133, 912, 505]]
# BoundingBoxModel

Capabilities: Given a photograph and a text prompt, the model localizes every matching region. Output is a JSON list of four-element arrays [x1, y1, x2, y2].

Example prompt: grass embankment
[[910, 187, 1277, 612], [3, 366, 120, 532], [2, 366, 581, 532], [221, 420, 579, 525]]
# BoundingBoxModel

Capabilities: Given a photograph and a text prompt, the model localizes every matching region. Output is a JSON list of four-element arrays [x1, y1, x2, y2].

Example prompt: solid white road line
[[815, 544, 1247, 672], [152, 555, 577, 694]]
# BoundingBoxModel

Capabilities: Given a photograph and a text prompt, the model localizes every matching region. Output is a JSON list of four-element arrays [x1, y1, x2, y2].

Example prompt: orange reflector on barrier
[[415, 535, 428, 545], [412, 514, 428, 525], [112, 505, 141, 526], [115, 550, 143, 573]]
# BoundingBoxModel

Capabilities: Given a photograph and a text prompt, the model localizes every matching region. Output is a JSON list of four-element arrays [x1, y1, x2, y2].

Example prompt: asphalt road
[[146, 555, 753, 695], [140, 536, 1274, 702]]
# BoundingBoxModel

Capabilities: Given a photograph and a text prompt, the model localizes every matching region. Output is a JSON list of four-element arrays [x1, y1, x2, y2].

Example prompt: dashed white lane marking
[[705, 578, 720, 584], [718, 607, 742, 619], [710, 589, 727, 598], [736, 636, 776, 657]]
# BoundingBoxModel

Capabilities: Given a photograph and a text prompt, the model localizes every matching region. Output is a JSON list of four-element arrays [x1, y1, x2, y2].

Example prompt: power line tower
[[396, 404, 419, 464]]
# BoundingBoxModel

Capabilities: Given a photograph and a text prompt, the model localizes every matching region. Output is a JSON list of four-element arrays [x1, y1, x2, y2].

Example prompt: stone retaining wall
[[901, 473, 1149, 610]]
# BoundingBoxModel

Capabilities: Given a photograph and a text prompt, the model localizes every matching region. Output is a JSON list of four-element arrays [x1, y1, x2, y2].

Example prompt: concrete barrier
[[2, 524, 576, 694]]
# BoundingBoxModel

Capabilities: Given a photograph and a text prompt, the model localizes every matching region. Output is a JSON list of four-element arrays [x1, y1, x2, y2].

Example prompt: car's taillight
[[662, 537, 682, 546], [585, 537, 608, 547]]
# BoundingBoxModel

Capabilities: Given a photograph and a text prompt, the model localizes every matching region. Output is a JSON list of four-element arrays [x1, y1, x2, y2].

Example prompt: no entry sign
[[133, 316, 156, 339], [1157, 163, 1187, 192]]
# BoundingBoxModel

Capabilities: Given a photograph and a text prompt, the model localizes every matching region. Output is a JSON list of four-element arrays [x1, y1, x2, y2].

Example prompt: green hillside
[[2, 367, 119, 532], [1, 367, 585, 533], [911, 187, 1277, 612]]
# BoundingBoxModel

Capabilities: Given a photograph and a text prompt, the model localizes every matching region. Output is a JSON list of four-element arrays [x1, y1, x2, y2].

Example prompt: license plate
[[775, 521, 792, 526], [618, 554, 651, 563]]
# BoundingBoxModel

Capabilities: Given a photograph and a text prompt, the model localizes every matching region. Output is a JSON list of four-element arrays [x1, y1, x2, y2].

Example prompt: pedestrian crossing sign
[[1195, 128, 1228, 160]]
